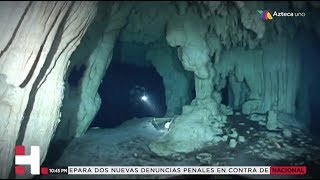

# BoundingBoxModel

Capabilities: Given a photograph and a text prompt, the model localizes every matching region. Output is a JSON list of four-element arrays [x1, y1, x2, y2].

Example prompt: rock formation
[[0, 1, 97, 178], [146, 46, 193, 116], [149, 6, 227, 156], [55, 1, 132, 141]]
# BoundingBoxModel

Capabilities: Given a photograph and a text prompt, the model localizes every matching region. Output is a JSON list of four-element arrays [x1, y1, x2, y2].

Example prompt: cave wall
[[146, 45, 193, 116], [216, 37, 300, 115], [55, 2, 133, 141], [214, 37, 301, 129], [149, 1, 320, 156], [0, 1, 97, 178], [149, 4, 228, 156], [114, 41, 194, 117], [115, 1, 194, 117], [296, 31, 320, 132]]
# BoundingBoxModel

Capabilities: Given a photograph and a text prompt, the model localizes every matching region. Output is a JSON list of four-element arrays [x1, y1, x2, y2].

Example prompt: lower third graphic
[[15, 145, 67, 176]]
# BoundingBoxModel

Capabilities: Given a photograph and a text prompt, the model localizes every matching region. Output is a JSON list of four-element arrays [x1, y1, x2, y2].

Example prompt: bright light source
[[141, 95, 148, 101], [165, 121, 172, 129]]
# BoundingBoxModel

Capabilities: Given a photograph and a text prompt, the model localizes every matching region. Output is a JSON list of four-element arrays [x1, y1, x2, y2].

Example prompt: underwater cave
[[90, 59, 167, 128], [2, 1, 320, 179]]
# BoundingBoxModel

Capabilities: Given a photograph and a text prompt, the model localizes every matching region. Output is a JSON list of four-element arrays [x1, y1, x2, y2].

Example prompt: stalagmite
[[149, 7, 227, 156]]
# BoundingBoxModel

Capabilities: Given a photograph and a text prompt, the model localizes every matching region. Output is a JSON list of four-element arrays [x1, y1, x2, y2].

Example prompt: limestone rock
[[228, 71, 249, 109], [222, 135, 228, 142], [238, 136, 246, 143], [258, 121, 266, 126], [119, 1, 176, 44], [166, 10, 210, 78], [216, 37, 301, 116], [0, 2, 97, 178], [212, 91, 222, 104], [229, 139, 237, 148], [242, 100, 261, 114], [277, 112, 306, 131], [220, 104, 234, 115], [237, 2, 265, 40], [196, 153, 212, 165], [283, 129, 292, 138], [56, 2, 132, 140], [151, 117, 172, 130], [149, 99, 225, 156], [175, 1, 188, 15], [146, 46, 193, 116], [249, 114, 266, 122], [229, 128, 238, 138], [266, 111, 278, 130]]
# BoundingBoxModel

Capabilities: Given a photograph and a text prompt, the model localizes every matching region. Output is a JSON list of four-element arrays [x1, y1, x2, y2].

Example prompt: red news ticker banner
[[270, 166, 307, 175]]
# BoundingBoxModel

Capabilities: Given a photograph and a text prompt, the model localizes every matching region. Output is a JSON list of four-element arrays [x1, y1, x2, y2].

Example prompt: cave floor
[[42, 115, 320, 179]]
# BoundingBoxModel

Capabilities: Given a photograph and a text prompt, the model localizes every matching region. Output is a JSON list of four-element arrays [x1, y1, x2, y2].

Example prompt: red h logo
[[15, 146, 40, 175]]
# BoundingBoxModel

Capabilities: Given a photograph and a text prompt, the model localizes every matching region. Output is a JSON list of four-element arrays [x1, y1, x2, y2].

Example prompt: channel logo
[[257, 10, 273, 21], [15, 145, 50, 175]]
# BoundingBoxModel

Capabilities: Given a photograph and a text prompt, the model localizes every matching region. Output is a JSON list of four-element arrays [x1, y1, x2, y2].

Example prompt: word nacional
[[66, 166, 307, 175]]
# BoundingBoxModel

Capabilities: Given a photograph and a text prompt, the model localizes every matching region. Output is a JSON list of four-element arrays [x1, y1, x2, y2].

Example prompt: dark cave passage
[[310, 100, 320, 137], [309, 73, 320, 137], [299, 31, 320, 138], [90, 60, 167, 128], [68, 64, 86, 87], [221, 79, 229, 106]]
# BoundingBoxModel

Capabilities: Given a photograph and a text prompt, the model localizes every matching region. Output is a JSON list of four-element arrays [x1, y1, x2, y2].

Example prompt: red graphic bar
[[15, 166, 25, 175], [15, 146, 25, 155], [270, 166, 307, 175], [41, 167, 49, 175]]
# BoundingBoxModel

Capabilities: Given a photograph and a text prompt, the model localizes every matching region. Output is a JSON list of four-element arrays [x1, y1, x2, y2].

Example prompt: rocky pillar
[[55, 2, 133, 140], [149, 10, 226, 156], [146, 46, 193, 116]]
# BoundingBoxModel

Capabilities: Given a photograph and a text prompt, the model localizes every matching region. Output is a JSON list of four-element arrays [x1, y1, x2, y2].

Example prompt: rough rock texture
[[196, 153, 212, 165], [266, 110, 278, 130], [149, 7, 227, 155], [56, 2, 132, 140], [249, 114, 266, 122], [148, 60, 226, 156], [214, 37, 300, 128], [149, 98, 226, 156], [197, 1, 266, 51], [228, 74, 249, 110], [113, 2, 194, 117], [283, 129, 292, 138], [0, 1, 97, 178], [229, 139, 237, 148], [295, 31, 320, 129], [119, 1, 176, 44], [166, 10, 210, 79], [146, 46, 193, 116]]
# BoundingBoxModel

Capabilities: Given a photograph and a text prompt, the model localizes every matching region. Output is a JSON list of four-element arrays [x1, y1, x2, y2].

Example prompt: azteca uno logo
[[257, 10, 273, 21], [258, 10, 306, 21], [15, 146, 41, 175]]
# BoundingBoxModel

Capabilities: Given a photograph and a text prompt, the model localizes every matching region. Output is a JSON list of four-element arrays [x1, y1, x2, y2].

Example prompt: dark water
[[90, 60, 166, 128]]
